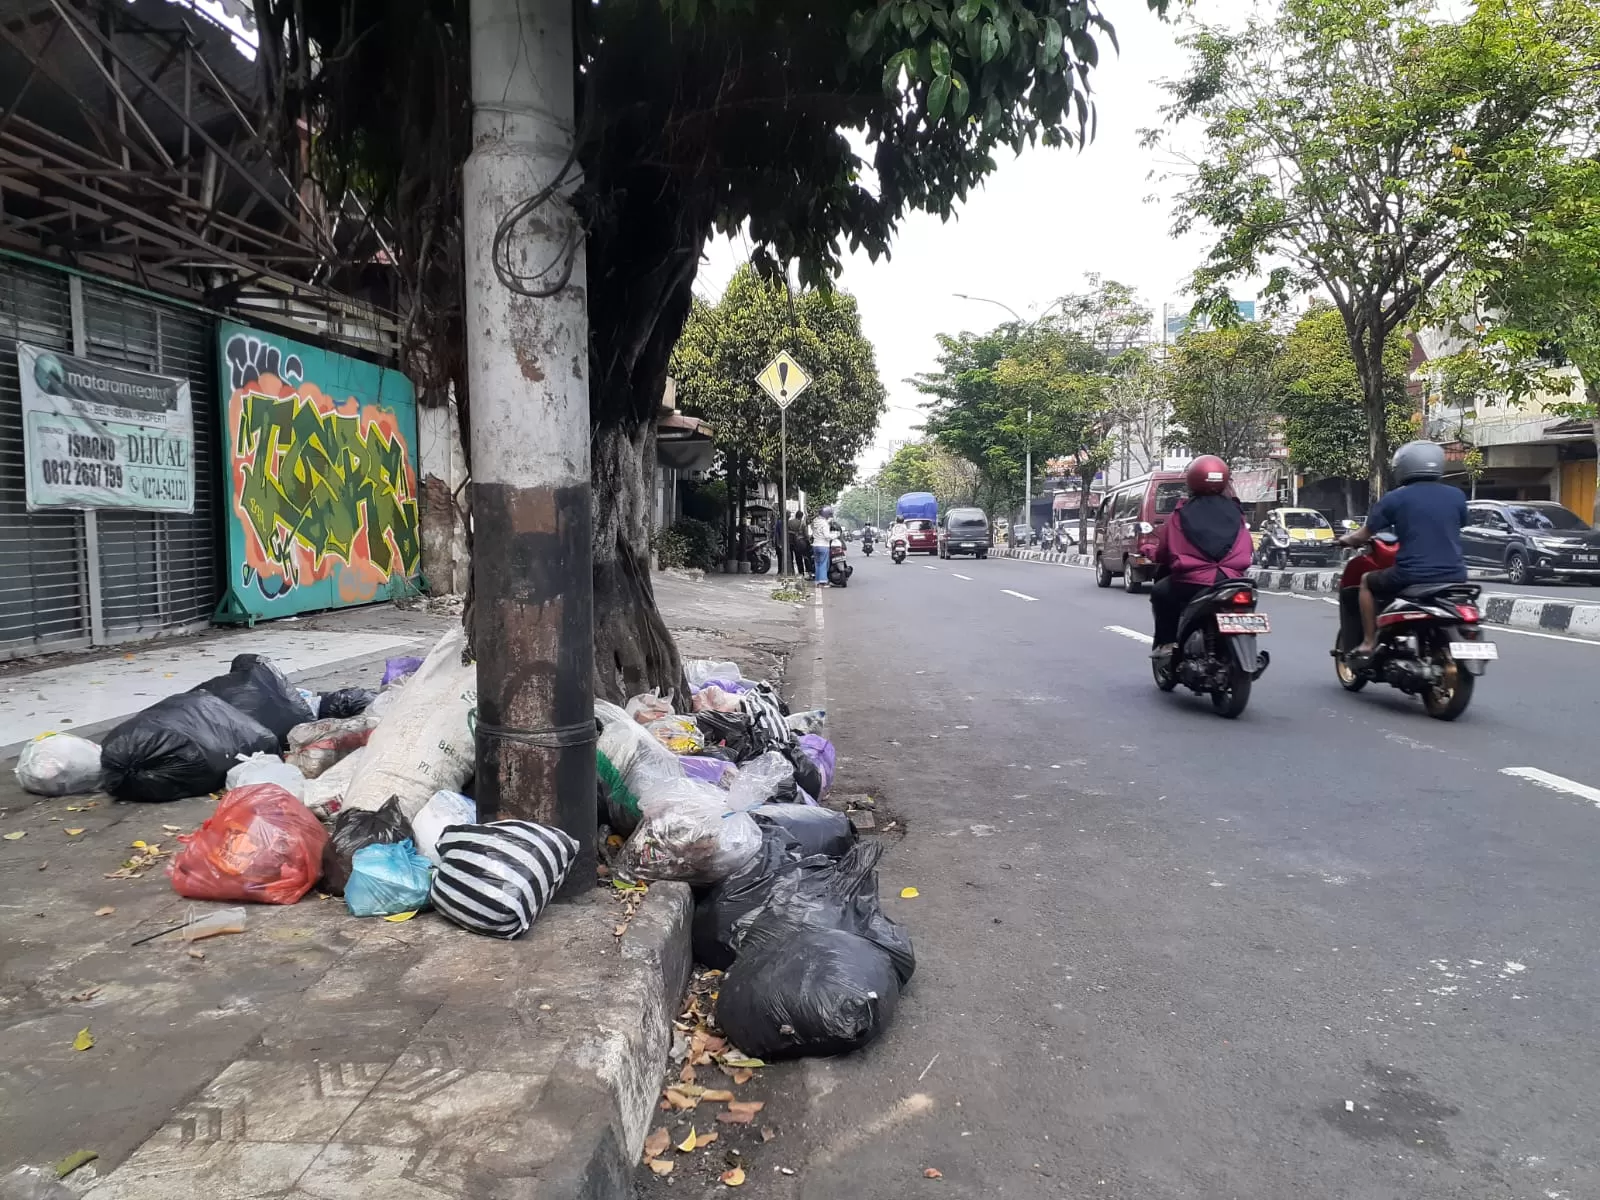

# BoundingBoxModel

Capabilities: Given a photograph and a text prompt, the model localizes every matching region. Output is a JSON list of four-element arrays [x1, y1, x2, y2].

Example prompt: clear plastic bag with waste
[[14, 733, 102, 796], [725, 750, 797, 810], [684, 660, 742, 690], [596, 701, 685, 834], [617, 797, 763, 884], [625, 689, 674, 724]]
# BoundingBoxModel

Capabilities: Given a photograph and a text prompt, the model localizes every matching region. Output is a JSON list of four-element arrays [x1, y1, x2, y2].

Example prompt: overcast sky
[[697, 1, 1258, 478]]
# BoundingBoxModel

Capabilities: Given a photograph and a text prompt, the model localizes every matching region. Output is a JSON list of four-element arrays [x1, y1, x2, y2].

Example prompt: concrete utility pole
[[463, 0, 594, 892]]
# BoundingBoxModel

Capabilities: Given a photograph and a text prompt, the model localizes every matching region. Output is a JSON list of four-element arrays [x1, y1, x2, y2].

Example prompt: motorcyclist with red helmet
[[1149, 455, 1254, 658]]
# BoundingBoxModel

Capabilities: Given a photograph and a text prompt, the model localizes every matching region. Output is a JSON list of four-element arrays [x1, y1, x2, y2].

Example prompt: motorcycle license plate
[[1449, 641, 1498, 660], [1215, 613, 1270, 634]]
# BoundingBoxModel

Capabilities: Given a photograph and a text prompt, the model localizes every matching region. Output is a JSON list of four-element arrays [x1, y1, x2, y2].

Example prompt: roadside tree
[[1163, 324, 1283, 465], [267, 0, 1155, 697], [1150, 0, 1600, 496]]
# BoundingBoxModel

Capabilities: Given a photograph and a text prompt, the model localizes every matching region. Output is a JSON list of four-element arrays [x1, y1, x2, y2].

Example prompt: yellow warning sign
[[755, 351, 811, 410]]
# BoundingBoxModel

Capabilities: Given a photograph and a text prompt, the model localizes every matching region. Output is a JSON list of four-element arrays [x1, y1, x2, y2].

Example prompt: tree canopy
[[1163, 323, 1283, 464], [1150, 0, 1600, 493], [1278, 305, 1413, 485], [670, 266, 886, 505], [258, 0, 1172, 693]]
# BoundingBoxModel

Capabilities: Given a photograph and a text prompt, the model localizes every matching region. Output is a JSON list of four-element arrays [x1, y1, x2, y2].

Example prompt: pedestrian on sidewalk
[[812, 506, 835, 585]]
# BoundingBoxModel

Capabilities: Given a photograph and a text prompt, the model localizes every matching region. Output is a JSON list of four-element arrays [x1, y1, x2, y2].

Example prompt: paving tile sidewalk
[[0, 574, 811, 1199]]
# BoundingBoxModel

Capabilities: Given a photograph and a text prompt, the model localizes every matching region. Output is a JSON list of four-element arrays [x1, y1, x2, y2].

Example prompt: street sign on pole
[[757, 352, 812, 575]]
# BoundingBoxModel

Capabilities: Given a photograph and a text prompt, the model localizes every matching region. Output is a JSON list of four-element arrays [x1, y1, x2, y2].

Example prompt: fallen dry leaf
[[678, 1063, 697, 1085], [677, 1127, 698, 1153], [900, 886, 920, 899], [613, 924, 627, 938], [69, 987, 101, 1003], [760, 1126, 777, 1143], [697, 1131, 719, 1147], [700, 1089, 735, 1103], [719, 1055, 765, 1069], [642, 1128, 670, 1161], [4, 831, 26, 841], [65, 828, 86, 837], [382, 911, 418, 922], [71, 1027, 94, 1052], [93, 906, 115, 917], [720, 1167, 746, 1187], [717, 1100, 765, 1125], [924, 1168, 943, 1179], [730, 1068, 754, 1085], [663, 1088, 700, 1111], [648, 1159, 674, 1177]]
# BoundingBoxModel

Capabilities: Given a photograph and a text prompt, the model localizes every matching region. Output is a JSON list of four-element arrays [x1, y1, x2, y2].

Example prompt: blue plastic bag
[[345, 838, 433, 917]]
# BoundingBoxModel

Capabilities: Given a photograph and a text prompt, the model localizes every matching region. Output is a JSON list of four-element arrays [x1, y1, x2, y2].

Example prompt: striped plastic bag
[[429, 820, 578, 938]]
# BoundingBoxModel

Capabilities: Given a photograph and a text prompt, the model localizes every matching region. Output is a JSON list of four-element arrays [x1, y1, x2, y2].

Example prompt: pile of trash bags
[[598, 659, 911, 1060]]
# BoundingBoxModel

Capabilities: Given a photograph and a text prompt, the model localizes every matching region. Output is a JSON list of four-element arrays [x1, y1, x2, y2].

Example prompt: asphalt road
[[714, 548, 1600, 1199]]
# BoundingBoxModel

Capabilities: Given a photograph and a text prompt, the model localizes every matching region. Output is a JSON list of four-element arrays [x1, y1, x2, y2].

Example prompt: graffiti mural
[[216, 321, 420, 620]]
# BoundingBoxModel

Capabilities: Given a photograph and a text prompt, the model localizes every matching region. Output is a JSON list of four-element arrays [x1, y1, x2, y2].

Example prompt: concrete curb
[[1246, 567, 1600, 643], [992, 546, 1094, 568]]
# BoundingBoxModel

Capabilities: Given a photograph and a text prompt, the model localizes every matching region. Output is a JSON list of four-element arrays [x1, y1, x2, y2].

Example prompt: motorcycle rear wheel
[[1211, 665, 1252, 718], [1152, 657, 1178, 692], [1422, 656, 1474, 720]]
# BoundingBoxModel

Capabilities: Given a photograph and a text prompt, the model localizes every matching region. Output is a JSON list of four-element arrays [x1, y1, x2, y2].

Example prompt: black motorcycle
[[862, 532, 875, 555], [1152, 579, 1271, 718]]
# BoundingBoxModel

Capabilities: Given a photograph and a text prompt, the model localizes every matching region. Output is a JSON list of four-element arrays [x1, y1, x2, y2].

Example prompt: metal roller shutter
[[0, 263, 89, 659], [81, 283, 220, 640]]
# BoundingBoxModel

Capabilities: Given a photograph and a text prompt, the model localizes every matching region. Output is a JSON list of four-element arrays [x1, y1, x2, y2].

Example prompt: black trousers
[[1151, 577, 1206, 646]]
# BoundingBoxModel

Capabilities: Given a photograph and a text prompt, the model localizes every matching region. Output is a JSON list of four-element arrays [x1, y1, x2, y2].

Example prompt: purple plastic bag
[[797, 735, 836, 797], [698, 678, 753, 695], [382, 656, 424, 687], [680, 755, 737, 786]]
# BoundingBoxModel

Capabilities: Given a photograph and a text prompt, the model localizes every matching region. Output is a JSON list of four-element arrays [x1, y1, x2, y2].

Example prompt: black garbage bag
[[694, 711, 762, 762], [321, 797, 412, 895], [740, 840, 916, 986], [751, 805, 855, 859], [191, 654, 313, 745], [101, 692, 280, 803], [691, 826, 811, 970], [716, 927, 899, 1059], [319, 687, 378, 719], [782, 743, 824, 801]]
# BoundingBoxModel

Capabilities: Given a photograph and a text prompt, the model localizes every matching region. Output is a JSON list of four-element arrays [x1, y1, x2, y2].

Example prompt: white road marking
[[924, 564, 939, 571], [1002, 589, 1039, 602], [952, 573, 973, 581], [1105, 625, 1154, 645], [1501, 767, 1600, 808]]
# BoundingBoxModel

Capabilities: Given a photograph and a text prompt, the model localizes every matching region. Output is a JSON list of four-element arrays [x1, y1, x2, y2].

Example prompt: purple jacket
[[1153, 497, 1253, 585]]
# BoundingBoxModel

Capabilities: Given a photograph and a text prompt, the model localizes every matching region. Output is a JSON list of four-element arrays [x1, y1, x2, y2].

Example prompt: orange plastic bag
[[168, 783, 329, 905]]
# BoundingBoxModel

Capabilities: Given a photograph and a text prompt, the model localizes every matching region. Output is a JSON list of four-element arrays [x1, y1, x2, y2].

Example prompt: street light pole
[[1024, 406, 1032, 537]]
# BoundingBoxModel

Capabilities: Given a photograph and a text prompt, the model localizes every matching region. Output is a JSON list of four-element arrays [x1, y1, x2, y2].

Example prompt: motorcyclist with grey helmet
[[1337, 440, 1470, 656]]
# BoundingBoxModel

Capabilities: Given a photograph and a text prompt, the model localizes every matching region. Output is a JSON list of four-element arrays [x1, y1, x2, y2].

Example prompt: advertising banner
[[17, 342, 194, 513], [217, 321, 419, 620]]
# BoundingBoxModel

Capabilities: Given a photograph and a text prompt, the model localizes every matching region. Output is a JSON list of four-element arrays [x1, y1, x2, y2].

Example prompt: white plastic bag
[[685, 660, 742, 689], [412, 789, 478, 864], [726, 750, 797, 811], [302, 745, 367, 819], [342, 626, 476, 818], [225, 752, 307, 801], [625, 689, 674, 724], [617, 798, 762, 884], [14, 733, 102, 796]]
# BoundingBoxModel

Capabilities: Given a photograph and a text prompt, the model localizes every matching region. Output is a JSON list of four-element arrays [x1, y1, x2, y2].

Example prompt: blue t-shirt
[[1369, 481, 1469, 582]]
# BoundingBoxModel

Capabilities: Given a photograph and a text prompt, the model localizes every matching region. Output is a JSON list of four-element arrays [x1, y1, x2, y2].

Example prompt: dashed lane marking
[[952, 573, 972, 581], [1501, 767, 1600, 808], [1001, 589, 1039, 602], [1105, 625, 1154, 645]]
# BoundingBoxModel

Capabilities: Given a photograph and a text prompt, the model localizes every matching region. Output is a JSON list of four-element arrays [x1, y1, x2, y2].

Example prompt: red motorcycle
[[1332, 534, 1496, 720]]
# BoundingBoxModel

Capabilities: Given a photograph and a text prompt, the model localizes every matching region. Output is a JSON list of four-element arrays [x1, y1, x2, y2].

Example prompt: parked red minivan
[[1094, 469, 1237, 593]]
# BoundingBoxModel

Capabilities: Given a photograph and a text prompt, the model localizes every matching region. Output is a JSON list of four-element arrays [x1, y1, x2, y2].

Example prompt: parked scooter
[[827, 534, 853, 587], [742, 532, 773, 575], [1332, 534, 1494, 720], [1152, 579, 1271, 718]]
